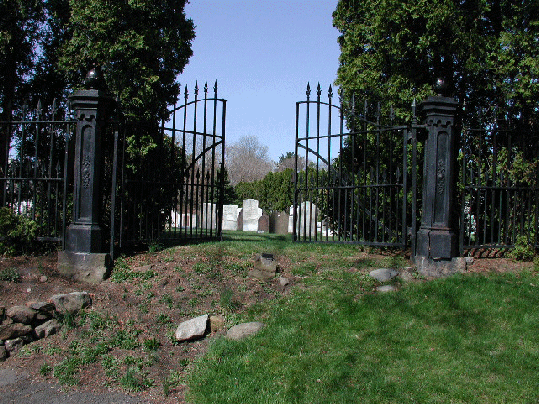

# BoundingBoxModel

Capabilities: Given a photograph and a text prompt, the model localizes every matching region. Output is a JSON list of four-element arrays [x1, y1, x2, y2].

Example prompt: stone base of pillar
[[414, 255, 468, 278], [416, 228, 458, 259], [57, 251, 112, 284], [66, 223, 104, 253]]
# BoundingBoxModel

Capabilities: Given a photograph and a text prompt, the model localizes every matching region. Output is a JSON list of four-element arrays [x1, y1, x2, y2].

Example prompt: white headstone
[[243, 199, 262, 232], [296, 201, 318, 237], [222, 204, 239, 230], [202, 203, 217, 230]]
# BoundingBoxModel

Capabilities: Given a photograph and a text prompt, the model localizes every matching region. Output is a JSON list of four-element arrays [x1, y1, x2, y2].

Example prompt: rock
[[175, 314, 209, 342], [50, 292, 92, 314], [249, 253, 277, 281], [399, 270, 415, 282], [39, 275, 48, 282], [0, 345, 6, 362], [27, 301, 55, 313], [34, 319, 62, 339], [226, 322, 264, 341], [6, 306, 37, 325], [377, 285, 398, 293], [0, 323, 33, 341], [279, 277, 290, 287], [209, 315, 226, 332], [369, 268, 399, 282], [4, 338, 24, 353]]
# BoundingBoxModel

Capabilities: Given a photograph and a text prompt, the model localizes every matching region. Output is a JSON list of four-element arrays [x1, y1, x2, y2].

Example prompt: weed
[[220, 288, 242, 312], [143, 338, 161, 351], [0, 267, 21, 282], [176, 285, 185, 293], [120, 367, 153, 392], [509, 235, 535, 261], [40, 363, 53, 377], [159, 294, 174, 308], [156, 313, 172, 324], [148, 242, 164, 253]]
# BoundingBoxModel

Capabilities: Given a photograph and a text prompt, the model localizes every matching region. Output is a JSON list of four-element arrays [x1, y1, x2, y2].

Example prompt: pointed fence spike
[[328, 85, 333, 99], [306, 83, 311, 98], [204, 82, 208, 94], [317, 83, 322, 97], [214, 80, 218, 94], [194, 81, 199, 96]]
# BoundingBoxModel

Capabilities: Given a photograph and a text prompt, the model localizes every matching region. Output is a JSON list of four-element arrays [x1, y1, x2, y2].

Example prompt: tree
[[59, 0, 195, 122], [333, 0, 539, 126], [0, 0, 44, 170], [226, 135, 274, 185], [275, 152, 306, 172]]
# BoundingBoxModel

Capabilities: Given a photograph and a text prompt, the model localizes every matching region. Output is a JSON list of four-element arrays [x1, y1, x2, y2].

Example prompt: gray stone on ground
[[0, 323, 33, 341], [50, 291, 92, 314], [175, 314, 209, 342], [34, 319, 62, 339], [279, 277, 290, 287], [369, 268, 399, 282], [6, 306, 36, 325], [226, 322, 264, 341], [5, 337, 24, 353], [377, 285, 398, 293]]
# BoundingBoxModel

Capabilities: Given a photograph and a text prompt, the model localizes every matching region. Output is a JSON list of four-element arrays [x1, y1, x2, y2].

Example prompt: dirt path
[[0, 367, 145, 404]]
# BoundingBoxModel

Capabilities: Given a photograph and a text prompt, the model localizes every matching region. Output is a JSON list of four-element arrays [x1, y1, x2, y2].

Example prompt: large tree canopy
[[0, 0, 194, 168], [59, 0, 195, 121], [333, 0, 539, 124]]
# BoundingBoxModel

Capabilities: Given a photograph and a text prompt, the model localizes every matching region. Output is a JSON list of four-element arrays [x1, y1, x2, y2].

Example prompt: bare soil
[[0, 249, 534, 403]]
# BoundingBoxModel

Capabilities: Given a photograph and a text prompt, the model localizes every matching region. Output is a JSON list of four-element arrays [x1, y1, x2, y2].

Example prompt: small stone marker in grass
[[249, 253, 277, 281], [369, 268, 399, 282]]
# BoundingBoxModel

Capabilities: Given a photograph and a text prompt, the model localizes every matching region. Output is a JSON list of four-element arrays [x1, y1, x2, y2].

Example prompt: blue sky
[[177, 0, 341, 162]]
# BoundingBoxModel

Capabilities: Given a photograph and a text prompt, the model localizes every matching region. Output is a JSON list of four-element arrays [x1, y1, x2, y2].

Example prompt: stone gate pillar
[[415, 95, 464, 276], [58, 68, 113, 283]]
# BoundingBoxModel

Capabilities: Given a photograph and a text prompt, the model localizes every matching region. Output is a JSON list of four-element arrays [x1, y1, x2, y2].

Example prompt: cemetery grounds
[[0, 232, 538, 403]]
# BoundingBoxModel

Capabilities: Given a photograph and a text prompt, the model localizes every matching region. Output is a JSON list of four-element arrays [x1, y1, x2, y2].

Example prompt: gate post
[[415, 93, 464, 276], [58, 68, 113, 283]]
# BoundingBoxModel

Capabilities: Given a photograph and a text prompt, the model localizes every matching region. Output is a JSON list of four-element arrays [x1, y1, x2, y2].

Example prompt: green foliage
[[334, 0, 539, 124], [0, 207, 39, 256], [234, 168, 295, 213], [0, 267, 21, 282], [509, 235, 536, 262]]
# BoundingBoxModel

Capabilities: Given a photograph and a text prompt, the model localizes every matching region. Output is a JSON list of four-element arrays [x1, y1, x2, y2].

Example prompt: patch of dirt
[[0, 249, 294, 403]]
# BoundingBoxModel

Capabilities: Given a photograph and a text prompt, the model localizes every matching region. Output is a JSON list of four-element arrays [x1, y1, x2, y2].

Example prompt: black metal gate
[[112, 82, 226, 250], [294, 84, 420, 249], [1, 101, 73, 247]]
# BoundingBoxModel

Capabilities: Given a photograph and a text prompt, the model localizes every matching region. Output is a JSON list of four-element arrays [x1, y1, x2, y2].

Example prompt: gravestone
[[296, 201, 318, 238], [243, 199, 262, 232], [237, 209, 243, 231], [222, 205, 239, 230], [258, 214, 270, 233], [202, 203, 217, 230], [288, 205, 294, 233], [270, 211, 289, 234]]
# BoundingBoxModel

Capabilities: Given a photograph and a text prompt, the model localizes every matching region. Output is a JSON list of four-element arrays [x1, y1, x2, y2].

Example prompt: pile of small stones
[[0, 291, 92, 361]]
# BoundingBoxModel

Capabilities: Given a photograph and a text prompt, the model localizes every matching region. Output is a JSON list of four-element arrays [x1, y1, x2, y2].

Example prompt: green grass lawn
[[187, 235, 539, 403]]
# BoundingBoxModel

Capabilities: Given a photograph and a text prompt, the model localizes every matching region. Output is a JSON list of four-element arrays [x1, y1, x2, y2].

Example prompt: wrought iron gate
[[1, 101, 73, 247], [294, 84, 420, 249], [112, 82, 226, 250]]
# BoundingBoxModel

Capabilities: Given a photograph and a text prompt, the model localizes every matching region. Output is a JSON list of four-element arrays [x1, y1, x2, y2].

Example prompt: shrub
[[0, 207, 39, 256]]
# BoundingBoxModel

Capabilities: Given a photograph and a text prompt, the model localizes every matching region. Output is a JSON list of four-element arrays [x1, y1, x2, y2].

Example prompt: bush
[[0, 207, 39, 256], [509, 235, 536, 262]]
